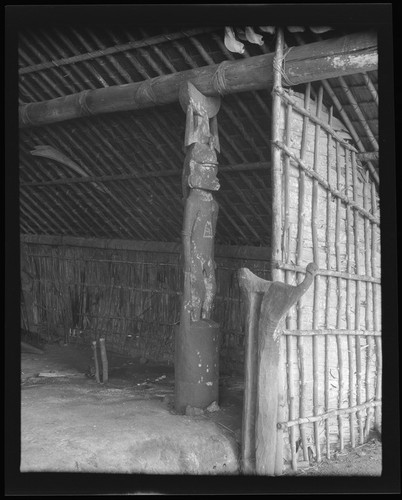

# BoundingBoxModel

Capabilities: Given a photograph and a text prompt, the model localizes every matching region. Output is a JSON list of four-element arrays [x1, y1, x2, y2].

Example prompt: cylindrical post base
[[174, 319, 220, 414]]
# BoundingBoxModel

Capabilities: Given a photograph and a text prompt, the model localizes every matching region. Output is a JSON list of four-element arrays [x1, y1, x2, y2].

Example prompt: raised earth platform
[[20, 344, 242, 474]]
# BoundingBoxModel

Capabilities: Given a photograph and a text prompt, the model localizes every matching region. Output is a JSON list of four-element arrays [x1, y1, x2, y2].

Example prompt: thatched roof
[[18, 24, 379, 246]]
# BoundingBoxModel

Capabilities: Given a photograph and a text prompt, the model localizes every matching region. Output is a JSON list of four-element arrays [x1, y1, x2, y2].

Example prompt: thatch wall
[[20, 235, 271, 372], [273, 87, 381, 467]]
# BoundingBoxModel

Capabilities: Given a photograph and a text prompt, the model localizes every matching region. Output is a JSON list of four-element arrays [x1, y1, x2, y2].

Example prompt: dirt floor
[[20, 341, 382, 476], [20, 342, 242, 474]]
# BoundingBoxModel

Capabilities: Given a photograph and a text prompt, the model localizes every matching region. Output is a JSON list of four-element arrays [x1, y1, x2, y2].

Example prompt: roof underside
[[19, 26, 379, 246]]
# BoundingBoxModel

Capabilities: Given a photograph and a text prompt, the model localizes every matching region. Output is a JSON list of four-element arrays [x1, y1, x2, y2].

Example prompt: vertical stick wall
[[271, 87, 381, 472]]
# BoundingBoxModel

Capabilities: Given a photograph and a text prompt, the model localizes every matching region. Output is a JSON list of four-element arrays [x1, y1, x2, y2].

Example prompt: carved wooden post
[[239, 262, 318, 475], [174, 82, 222, 413]]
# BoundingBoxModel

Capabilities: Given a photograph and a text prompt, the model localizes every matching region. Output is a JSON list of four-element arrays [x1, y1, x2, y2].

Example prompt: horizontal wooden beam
[[20, 233, 271, 261], [20, 161, 270, 188], [19, 31, 377, 128]]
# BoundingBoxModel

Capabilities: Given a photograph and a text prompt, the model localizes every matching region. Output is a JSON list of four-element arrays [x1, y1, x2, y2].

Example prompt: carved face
[[188, 161, 220, 191]]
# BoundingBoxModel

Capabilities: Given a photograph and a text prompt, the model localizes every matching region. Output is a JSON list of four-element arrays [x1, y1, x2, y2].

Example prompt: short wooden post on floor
[[91, 340, 101, 384], [99, 337, 109, 383]]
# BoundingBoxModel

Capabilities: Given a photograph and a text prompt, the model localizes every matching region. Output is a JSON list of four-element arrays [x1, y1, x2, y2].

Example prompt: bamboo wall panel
[[275, 89, 381, 468], [20, 240, 271, 371]]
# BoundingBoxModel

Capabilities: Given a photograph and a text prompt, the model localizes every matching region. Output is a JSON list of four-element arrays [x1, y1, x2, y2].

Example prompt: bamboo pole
[[371, 182, 382, 431], [19, 31, 378, 128], [282, 98, 299, 470], [335, 140, 345, 451], [324, 103, 334, 459], [345, 149, 356, 448], [296, 83, 311, 462], [271, 29, 285, 283], [311, 85, 323, 463], [363, 171, 374, 439], [352, 150, 364, 443], [287, 333, 298, 471]]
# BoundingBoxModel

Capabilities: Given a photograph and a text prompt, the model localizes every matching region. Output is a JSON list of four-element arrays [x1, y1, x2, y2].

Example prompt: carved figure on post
[[180, 82, 221, 325], [174, 82, 222, 414], [182, 144, 219, 322]]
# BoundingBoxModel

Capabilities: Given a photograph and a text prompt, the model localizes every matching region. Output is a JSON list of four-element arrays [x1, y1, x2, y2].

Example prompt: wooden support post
[[271, 28, 285, 284], [91, 340, 101, 384], [99, 337, 108, 383], [174, 82, 221, 414]]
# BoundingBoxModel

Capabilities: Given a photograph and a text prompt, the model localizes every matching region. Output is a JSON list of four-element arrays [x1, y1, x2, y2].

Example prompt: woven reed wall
[[273, 87, 382, 467], [20, 237, 271, 371]]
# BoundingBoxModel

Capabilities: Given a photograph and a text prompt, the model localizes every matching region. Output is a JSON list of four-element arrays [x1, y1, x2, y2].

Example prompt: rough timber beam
[[19, 31, 377, 128]]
